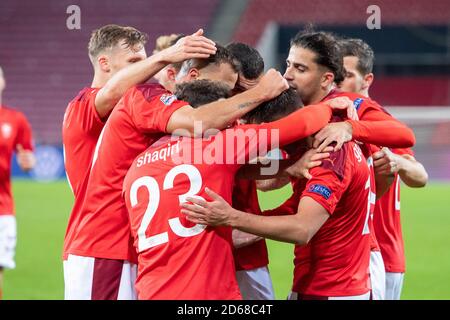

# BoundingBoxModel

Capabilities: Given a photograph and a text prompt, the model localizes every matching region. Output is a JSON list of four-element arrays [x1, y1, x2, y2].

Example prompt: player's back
[[293, 141, 372, 297], [62, 87, 104, 258], [68, 84, 187, 261], [62, 87, 103, 196], [123, 135, 242, 300]]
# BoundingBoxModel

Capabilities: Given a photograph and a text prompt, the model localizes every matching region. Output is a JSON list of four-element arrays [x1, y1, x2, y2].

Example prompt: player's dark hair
[[180, 44, 240, 74], [290, 29, 345, 84], [226, 42, 264, 80], [339, 38, 374, 75], [88, 24, 148, 60], [174, 79, 231, 108], [242, 88, 303, 124]]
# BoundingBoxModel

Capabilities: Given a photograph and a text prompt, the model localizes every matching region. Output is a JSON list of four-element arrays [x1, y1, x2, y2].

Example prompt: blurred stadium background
[[1, 0, 449, 299]]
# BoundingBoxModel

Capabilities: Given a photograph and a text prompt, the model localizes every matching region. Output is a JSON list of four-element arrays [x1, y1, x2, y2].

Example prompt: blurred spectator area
[[0, 0, 219, 144], [233, 0, 450, 106]]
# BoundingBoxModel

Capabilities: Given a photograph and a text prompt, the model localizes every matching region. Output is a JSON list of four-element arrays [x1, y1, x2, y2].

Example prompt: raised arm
[[95, 29, 216, 118], [313, 100, 416, 151], [166, 69, 289, 135]]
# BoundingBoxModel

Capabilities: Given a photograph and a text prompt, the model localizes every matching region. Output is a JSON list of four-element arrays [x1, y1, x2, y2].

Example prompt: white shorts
[[236, 266, 275, 300], [385, 272, 404, 300], [288, 291, 371, 300], [0, 215, 17, 269], [63, 254, 137, 300], [370, 250, 386, 300]]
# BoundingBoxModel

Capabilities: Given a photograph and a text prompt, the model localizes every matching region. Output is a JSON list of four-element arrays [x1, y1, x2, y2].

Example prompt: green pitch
[[3, 180, 450, 299]]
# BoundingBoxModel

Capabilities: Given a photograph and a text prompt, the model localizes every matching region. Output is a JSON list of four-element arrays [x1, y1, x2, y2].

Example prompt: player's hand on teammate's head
[[324, 97, 359, 121], [255, 68, 289, 101], [161, 28, 217, 63], [313, 122, 353, 152], [181, 187, 234, 227], [373, 147, 400, 176], [16, 144, 36, 172], [286, 146, 333, 179]]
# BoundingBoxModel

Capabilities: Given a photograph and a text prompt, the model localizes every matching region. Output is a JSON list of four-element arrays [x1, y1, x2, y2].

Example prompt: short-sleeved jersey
[[266, 141, 372, 297], [122, 103, 334, 299], [0, 105, 34, 215], [232, 179, 268, 271], [62, 87, 104, 259], [324, 91, 389, 252], [67, 84, 189, 261], [373, 148, 414, 273]]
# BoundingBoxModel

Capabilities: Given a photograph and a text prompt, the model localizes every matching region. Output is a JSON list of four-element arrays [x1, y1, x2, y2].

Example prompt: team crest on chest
[[1, 123, 12, 139]]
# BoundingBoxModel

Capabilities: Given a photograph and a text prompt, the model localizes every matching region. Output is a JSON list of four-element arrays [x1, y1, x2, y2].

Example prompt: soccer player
[[269, 30, 418, 299], [181, 96, 374, 300], [0, 66, 35, 299], [339, 38, 428, 300], [62, 25, 217, 299], [64, 41, 291, 300], [123, 79, 356, 299], [283, 30, 415, 150]]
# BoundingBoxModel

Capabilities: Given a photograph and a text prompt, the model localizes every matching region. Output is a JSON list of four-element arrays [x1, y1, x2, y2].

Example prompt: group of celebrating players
[[60, 24, 428, 300]]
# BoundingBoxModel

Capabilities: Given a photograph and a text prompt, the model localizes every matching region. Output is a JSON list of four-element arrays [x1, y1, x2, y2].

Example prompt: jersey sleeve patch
[[353, 98, 364, 111], [307, 184, 332, 200], [159, 94, 178, 106]]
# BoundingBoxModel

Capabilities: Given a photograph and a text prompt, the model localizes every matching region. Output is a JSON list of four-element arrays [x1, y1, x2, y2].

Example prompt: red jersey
[[232, 179, 269, 271], [323, 91, 407, 253], [324, 90, 415, 148], [67, 84, 189, 261], [0, 105, 34, 215], [294, 141, 372, 296], [373, 148, 414, 273], [62, 87, 104, 259], [122, 103, 335, 299], [266, 142, 372, 297]]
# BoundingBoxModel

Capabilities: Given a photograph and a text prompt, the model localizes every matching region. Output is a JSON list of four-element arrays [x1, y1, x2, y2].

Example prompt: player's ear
[[97, 55, 111, 73], [187, 68, 200, 80], [362, 73, 374, 90], [166, 66, 177, 82], [321, 71, 335, 89]]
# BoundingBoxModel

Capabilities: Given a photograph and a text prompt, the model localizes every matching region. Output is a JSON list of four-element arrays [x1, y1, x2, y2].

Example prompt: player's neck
[[310, 88, 332, 105], [91, 72, 110, 89], [359, 89, 370, 98]]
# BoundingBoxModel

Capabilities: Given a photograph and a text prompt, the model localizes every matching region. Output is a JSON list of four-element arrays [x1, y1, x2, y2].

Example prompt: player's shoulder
[[316, 144, 349, 181], [71, 87, 99, 103], [1, 105, 29, 121], [334, 90, 382, 112], [311, 142, 367, 182], [131, 83, 172, 101]]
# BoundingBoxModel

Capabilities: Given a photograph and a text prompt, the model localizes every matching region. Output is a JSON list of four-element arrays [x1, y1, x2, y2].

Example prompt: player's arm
[[15, 113, 35, 172], [347, 118, 415, 148], [373, 148, 428, 188], [166, 69, 289, 136], [95, 29, 216, 118], [232, 229, 263, 249], [313, 104, 416, 151], [182, 188, 329, 245], [256, 176, 291, 192], [397, 154, 428, 187]]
